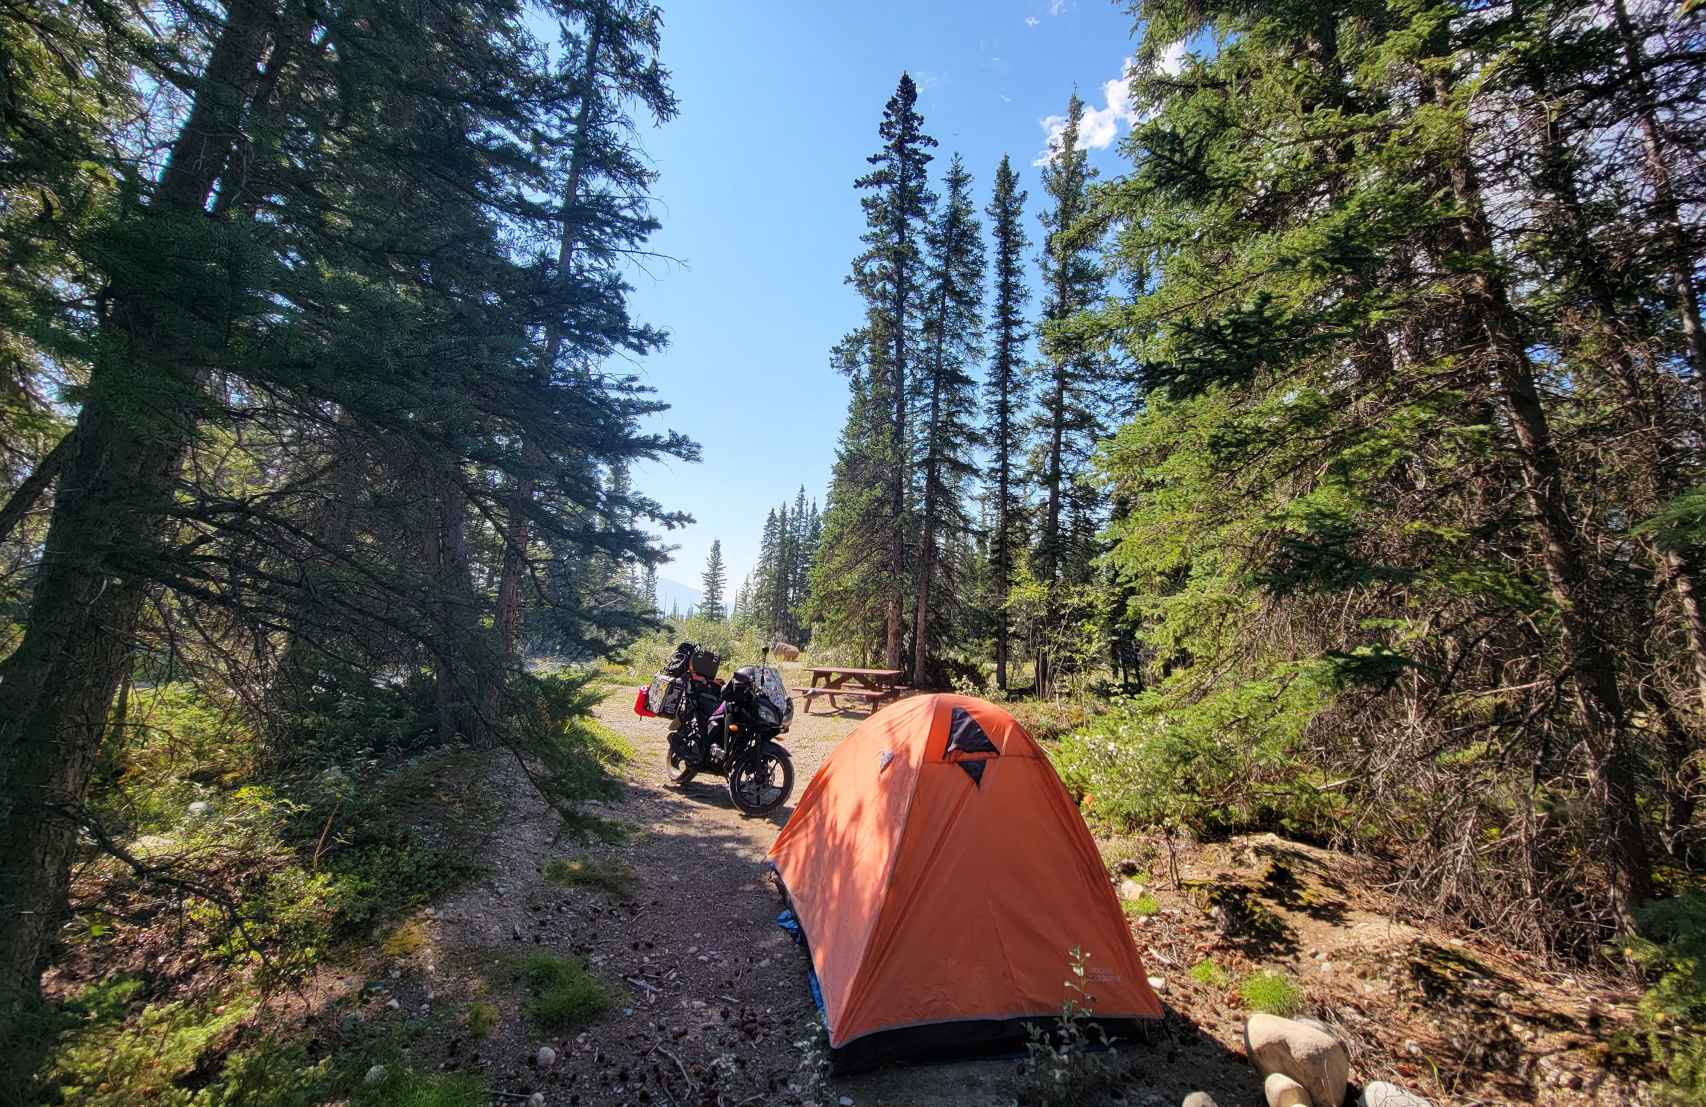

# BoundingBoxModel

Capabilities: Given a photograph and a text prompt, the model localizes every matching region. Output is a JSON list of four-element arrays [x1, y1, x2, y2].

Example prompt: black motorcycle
[[639, 644, 795, 816]]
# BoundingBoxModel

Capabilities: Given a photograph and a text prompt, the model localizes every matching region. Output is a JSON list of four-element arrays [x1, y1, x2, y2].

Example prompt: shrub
[[1238, 969, 1303, 1016], [523, 953, 611, 1028], [1624, 893, 1706, 1105], [1013, 948, 1129, 1107], [1049, 670, 1341, 839]]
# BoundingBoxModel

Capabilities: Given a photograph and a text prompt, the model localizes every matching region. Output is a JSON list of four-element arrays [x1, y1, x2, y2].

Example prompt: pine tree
[[0, 2, 692, 1059], [912, 154, 986, 687], [1032, 92, 1106, 693], [848, 73, 938, 669], [983, 154, 1031, 690], [786, 486, 818, 642], [1091, 0, 1701, 942], [810, 338, 895, 659], [700, 540, 727, 621]]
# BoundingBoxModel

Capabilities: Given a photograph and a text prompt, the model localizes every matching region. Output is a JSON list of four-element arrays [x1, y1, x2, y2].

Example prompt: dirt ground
[[354, 684, 1656, 1107]]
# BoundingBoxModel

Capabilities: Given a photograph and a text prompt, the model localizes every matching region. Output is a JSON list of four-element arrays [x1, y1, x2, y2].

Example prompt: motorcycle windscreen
[[754, 666, 792, 725]]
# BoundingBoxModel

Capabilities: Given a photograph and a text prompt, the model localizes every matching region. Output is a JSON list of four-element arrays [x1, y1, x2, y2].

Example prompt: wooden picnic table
[[794, 666, 906, 714]]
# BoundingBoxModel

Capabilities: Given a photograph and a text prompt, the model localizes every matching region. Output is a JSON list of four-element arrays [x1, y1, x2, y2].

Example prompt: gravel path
[[404, 689, 1017, 1106], [389, 686, 1261, 1107]]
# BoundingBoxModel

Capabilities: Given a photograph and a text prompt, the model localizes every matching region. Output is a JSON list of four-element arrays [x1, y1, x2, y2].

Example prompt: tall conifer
[[984, 154, 1031, 690]]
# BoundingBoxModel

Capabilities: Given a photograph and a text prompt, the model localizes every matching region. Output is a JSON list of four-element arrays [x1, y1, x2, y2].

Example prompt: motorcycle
[[635, 644, 796, 816]]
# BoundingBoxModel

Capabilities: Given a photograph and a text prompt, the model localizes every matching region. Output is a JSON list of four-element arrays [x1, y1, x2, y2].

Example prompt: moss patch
[[542, 856, 636, 898], [523, 953, 611, 1029], [1239, 969, 1303, 1016], [381, 920, 428, 957]]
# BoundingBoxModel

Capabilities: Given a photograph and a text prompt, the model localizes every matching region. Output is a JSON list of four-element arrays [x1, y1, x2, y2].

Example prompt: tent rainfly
[[767, 693, 1163, 1070]]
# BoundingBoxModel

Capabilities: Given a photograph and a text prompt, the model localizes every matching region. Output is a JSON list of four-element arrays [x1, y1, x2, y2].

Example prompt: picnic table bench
[[793, 666, 907, 714]]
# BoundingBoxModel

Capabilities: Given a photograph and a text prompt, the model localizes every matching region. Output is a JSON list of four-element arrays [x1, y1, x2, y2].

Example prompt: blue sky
[[620, 0, 1159, 591]]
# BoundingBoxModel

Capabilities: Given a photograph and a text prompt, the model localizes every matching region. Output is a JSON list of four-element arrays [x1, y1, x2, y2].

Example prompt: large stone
[[1265, 1073, 1313, 1107], [1182, 1094, 1221, 1107], [1244, 1013, 1349, 1107], [536, 1045, 557, 1068], [364, 1065, 387, 1086], [1360, 1083, 1432, 1107]]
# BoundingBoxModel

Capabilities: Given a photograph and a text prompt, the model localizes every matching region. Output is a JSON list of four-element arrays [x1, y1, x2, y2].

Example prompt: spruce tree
[[0, 2, 693, 1062], [1033, 92, 1106, 692], [983, 154, 1031, 690], [1092, 0, 1701, 941], [700, 540, 728, 622], [912, 154, 986, 687], [849, 73, 937, 669]]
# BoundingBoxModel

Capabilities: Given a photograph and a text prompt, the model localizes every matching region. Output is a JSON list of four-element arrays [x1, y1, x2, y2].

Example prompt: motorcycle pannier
[[690, 648, 720, 680], [646, 673, 686, 717]]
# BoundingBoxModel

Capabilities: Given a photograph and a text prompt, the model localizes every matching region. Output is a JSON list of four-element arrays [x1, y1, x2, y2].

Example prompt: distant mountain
[[656, 577, 702, 618]]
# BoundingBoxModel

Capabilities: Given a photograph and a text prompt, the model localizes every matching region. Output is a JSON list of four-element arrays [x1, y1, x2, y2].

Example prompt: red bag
[[633, 685, 658, 718]]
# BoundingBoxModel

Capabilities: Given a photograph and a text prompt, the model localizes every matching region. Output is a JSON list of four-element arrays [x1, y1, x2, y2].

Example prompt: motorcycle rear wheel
[[727, 742, 794, 816], [665, 748, 697, 786]]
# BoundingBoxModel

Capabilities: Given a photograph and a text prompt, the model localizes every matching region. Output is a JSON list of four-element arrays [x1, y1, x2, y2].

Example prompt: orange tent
[[767, 694, 1163, 1068]]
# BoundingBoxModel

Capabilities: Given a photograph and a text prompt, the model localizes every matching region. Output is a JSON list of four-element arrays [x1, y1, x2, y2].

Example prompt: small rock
[[1147, 975, 1168, 994], [1244, 1013, 1348, 1107], [1265, 1072, 1313, 1107], [385, 998, 400, 1010], [1360, 1083, 1432, 1107], [1119, 878, 1147, 900], [536, 1045, 557, 1068], [364, 1064, 388, 1085], [839, 1098, 854, 1107], [528, 1095, 546, 1107], [186, 800, 212, 818], [511, 924, 523, 941], [1182, 1094, 1221, 1107]]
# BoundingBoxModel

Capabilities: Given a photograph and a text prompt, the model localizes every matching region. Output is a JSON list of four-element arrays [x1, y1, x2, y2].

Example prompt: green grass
[[1238, 969, 1304, 1015], [352, 1067, 486, 1107], [542, 856, 636, 898], [463, 1001, 498, 1039], [523, 953, 611, 1028], [1189, 957, 1233, 990], [1121, 893, 1160, 917]]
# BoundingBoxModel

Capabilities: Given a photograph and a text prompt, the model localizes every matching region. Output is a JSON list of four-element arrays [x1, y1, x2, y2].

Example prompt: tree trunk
[[0, 0, 273, 1081], [912, 316, 948, 689], [887, 272, 910, 673], [1438, 73, 1651, 927]]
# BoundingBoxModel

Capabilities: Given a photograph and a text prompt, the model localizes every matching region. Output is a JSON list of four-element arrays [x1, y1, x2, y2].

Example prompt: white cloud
[[1034, 58, 1138, 166], [1025, 15, 1039, 27], [1032, 45, 1193, 166], [1157, 40, 1188, 76], [1048, 0, 1068, 14]]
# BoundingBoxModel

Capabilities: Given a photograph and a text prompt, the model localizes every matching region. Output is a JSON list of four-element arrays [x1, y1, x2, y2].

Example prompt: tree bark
[[0, 0, 273, 1081], [912, 298, 949, 689], [1438, 73, 1651, 928]]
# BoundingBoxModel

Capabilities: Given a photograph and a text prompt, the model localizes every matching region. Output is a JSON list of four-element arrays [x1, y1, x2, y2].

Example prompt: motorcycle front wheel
[[665, 748, 697, 787], [727, 742, 794, 816]]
